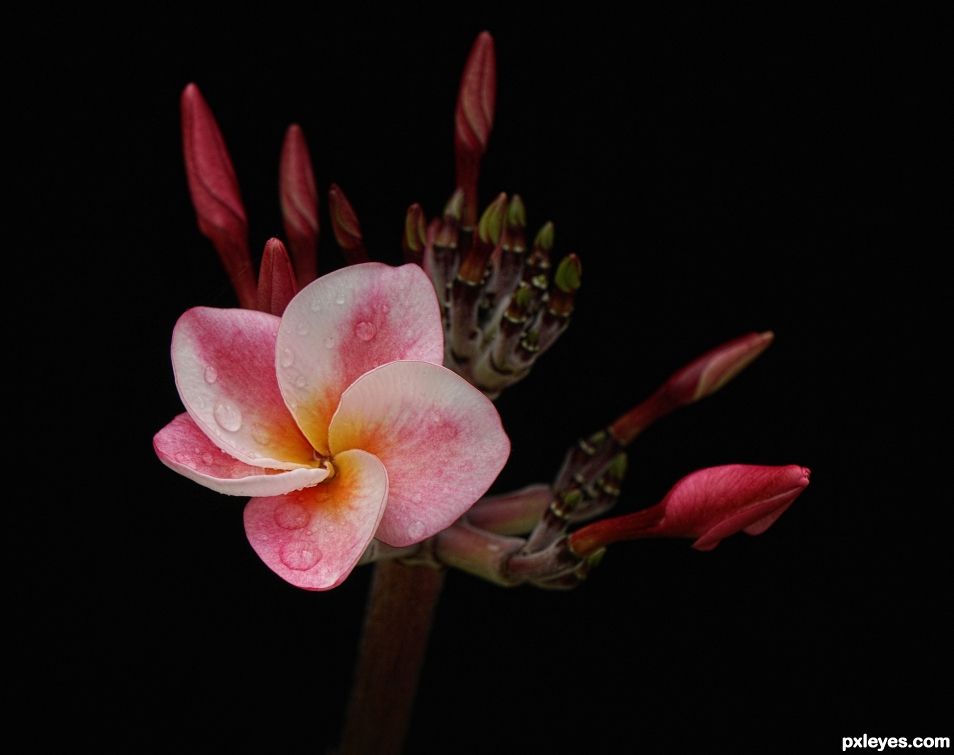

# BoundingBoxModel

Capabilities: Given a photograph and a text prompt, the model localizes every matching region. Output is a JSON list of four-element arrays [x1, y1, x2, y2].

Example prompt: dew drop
[[201, 452, 214, 465], [408, 520, 426, 539], [279, 347, 295, 368], [335, 293, 346, 305], [354, 321, 376, 341], [280, 539, 322, 570], [296, 321, 309, 336], [295, 375, 308, 388], [203, 365, 218, 384], [310, 297, 322, 312], [250, 423, 272, 446], [324, 336, 336, 349], [213, 402, 242, 432], [174, 451, 192, 464], [379, 303, 390, 314], [274, 502, 309, 530]]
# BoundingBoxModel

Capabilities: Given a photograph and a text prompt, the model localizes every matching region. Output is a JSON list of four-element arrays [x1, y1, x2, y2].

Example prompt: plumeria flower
[[154, 262, 510, 589]]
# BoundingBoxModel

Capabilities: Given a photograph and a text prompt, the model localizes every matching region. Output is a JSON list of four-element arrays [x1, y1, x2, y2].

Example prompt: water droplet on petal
[[280, 347, 294, 368], [355, 321, 376, 341], [174, 451, 192, 464], [335, 293, 346, 305], [324, 336, 336, 349], [280, 539, 322, 570], [250, 423, 272, 446], [408, 520, 426, 540], [310, 297, 322, 312], [274, 502, 309, 530], [213, 402, 242, 432], [203, 365, 218, 384], [295, 321, 309, 336], [379, 303, 390, 314], [295, 375, 307, 388], [201, 452, 214, 465]]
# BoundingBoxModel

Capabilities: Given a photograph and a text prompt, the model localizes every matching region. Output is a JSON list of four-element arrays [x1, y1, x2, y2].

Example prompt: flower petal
[[328, 361, 510, 547], [154, 414, 330, 496], [172, 307, 317, 468], [276, 263, 444, 454], [243, 449, 388, 590]]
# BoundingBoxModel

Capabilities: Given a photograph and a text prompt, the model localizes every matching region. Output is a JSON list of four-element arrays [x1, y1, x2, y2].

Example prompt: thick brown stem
[[339, 560, 445, 755]]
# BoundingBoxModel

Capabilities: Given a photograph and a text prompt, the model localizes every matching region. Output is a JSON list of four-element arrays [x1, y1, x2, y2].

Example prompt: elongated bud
[[256, 238, 298, 315], [327, 183, 368, 264], [569, 464, 810, 556], [548, 253, 582, 317], [402, 203, 427, 264], [454, 31, 496, 226], [279, 124, 319, 286], [180, 83, 256, 308], [610, 331, 775, 445], [459, 192, 507, 283]]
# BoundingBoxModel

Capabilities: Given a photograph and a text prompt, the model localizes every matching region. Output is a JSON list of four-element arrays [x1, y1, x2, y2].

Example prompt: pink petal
[[276, 263, 444, 454], [328, 361, 510, 547], [154, 414, 329, 496], [172, 307, 317, 468], [243, 449, 388, 590]]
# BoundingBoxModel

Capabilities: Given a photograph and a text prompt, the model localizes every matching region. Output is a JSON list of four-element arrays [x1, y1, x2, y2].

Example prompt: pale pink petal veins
[[276, 263, 444, 454], [328, 361, 510, 547], [154, 414, 330, 496], [172, 307, 317, 468], [243, 449, 388, 590]]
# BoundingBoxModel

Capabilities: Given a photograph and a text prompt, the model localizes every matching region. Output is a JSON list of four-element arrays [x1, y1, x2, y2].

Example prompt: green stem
[[339, 560, 445, 755]]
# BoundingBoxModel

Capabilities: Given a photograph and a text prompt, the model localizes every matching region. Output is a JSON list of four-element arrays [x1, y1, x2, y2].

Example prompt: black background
[[16, 7, 948, 753]]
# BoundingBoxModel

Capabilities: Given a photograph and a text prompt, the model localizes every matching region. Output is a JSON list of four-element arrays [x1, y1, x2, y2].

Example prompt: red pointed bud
[[610, 331, 775, 445], [279, 124, 319, 286], [454, 31, 497, 226], [402, 203, 427, 264], [569, 464, 810, 557], [327, 183, 368, 264], [256, 238, 298, 316], [180, 83, 255, 308]]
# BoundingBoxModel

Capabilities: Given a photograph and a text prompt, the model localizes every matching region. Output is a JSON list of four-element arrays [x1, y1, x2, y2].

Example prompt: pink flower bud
[[180, 84, 256, 308], [256, 238, 298, 316], [610, 331, 774, 444], [279, 124, 319, 287], [569, 464, 810, 556], [327, 183, 368, 265], [454, 31, 496, 227]]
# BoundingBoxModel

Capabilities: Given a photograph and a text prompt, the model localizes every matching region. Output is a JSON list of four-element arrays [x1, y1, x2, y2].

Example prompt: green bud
[[533, 221, 555, 251], [506, 194, 527, 229], [554, 254, 582, 293], [478, 193, 508, 245]]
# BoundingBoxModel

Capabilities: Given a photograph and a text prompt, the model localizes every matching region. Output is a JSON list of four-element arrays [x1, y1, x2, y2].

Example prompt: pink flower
[[569, 464, 810, 556], [154, 262, 510, 589]]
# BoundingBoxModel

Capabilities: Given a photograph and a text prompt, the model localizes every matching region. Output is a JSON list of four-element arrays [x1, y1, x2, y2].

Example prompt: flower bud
[[328, 183, 368, 264], [279, 124, 319, 286], [256, 238, 298, 316], [180, 83, 256, 308], [454, 31, 496, 226], [569, 464, 810, 556], [610, 331, 775, 444]]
